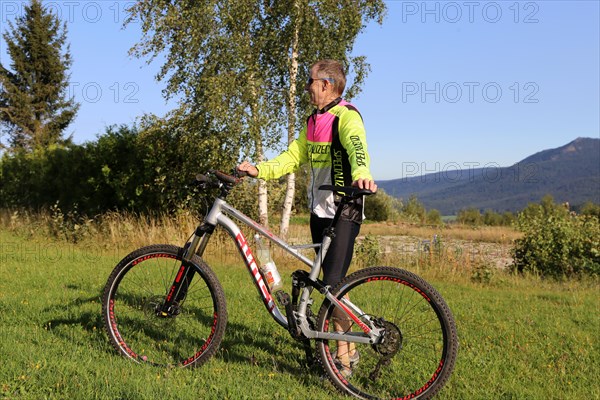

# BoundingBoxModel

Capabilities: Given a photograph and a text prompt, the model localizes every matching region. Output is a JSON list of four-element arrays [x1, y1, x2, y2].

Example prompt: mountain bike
[[102, 169, 458, 399]]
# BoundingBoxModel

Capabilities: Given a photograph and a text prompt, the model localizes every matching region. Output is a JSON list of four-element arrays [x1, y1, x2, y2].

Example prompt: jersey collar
[[315, 97, 342, 114]]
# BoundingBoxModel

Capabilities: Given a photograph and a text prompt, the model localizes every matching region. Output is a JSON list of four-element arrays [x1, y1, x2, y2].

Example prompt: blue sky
[[1, 1, 599, 180]]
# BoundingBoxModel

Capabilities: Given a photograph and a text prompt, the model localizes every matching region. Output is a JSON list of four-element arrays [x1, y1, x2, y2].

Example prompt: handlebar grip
[[212, 170, 241, 185]]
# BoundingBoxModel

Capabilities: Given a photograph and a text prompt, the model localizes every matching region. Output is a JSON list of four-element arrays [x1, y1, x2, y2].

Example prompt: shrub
[[355, 234, 381, 268], [511, 196, 600, 277], [401, 195, 426, 224], [471, 263, 495, 284], [483, 209, 502, 226], [0, 120, 238, 216], [426, 209, 443, 226], [579, 202, 600, 219], [501, 211, 516, 226], [48, 202, 93, 243], [365, 189, 400, 222], [457, 208, 482, 226]]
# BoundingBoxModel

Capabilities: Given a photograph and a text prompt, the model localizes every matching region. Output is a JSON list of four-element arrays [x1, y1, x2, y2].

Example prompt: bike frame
[[174, 195, 382, 345]]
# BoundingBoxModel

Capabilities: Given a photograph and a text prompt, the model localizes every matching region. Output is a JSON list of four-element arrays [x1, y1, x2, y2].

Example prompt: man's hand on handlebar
[[353, 178, 377, 193], [236, 161, 259, 178]]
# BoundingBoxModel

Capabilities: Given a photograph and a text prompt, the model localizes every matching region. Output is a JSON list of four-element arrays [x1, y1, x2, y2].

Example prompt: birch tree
[[273, 0, 386, 238], [127, 0, 386, 232]]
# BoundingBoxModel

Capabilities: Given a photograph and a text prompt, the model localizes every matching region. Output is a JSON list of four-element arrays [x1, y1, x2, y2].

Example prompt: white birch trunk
[[247, 65, 269, 228], [258, 155, 269, 228], [279, 3, 301, 239]]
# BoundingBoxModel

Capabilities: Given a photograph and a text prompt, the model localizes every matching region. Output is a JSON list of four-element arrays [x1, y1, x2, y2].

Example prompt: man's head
[[311, 59, 346, 96], [306, 59, 346, 108]]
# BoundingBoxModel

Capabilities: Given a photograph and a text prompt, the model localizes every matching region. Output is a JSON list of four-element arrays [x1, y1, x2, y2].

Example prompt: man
[[237, 59, 376, 376]]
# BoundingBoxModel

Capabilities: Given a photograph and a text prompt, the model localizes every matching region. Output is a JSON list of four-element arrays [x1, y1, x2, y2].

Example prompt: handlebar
[[195, 170, 375, 200], [195, 169, 246, 189]]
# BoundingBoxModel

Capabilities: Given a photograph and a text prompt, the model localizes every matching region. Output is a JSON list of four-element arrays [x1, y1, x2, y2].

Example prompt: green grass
[[1, 229, 598, 399]]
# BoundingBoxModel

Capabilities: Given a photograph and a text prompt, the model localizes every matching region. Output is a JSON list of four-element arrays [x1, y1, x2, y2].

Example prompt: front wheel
[[102, 244, 227, 367], [316, 267, 458, 399]]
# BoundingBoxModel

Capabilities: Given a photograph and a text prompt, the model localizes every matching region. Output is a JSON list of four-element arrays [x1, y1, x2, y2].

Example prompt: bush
[[501, 211, 516, 226], [456, 208, 514, 227], [471, 263, 495, 284], [511, 196, 600, 277], [401, 195, 426, 224], [426, 209, 443, 226], [483, 209, 502, 226], [457, 208, 482, 226], [579, 202, 600, 219], [0, 118, 239, 216], [355, 234, 381, 268], [365, 189, 400, 221], [48, 202, 93, 243]]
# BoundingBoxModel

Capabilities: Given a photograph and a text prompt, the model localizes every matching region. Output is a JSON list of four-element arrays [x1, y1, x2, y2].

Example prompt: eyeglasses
[[307, 77, 335, 85]]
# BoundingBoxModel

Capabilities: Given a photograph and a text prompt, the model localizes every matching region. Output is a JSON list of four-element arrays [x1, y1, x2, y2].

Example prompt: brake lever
[[193, 173, 213, 190]]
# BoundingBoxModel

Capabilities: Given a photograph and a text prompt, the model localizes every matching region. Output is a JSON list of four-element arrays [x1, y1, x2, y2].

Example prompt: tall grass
[[1, 208, 314, 249], [361, 221, 521, 243], [1, 208, 518, 276], [0, 206, 528, 298]]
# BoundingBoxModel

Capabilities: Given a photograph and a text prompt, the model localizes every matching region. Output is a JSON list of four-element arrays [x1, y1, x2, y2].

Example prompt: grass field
[[0, 226, 598, 399]]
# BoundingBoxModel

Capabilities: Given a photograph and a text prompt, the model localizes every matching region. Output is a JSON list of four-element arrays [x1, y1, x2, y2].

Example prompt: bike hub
[[373, 320, 403, 356]]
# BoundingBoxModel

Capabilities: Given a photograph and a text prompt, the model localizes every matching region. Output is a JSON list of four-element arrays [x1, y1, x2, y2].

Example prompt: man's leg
[[311, 215, 360, 368]]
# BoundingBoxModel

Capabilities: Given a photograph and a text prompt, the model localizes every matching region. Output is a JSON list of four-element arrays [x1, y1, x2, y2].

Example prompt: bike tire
[[316, 266, 458, 400], [102, 244, 227, 367]]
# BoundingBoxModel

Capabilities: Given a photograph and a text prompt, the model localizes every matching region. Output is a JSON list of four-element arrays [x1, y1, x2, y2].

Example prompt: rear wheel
[[102, 244, 227, 367], [316, 267, 458, 399]]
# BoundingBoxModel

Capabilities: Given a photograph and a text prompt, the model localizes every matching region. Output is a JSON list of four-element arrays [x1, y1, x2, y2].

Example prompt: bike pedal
[[277, 291, 290, 306]]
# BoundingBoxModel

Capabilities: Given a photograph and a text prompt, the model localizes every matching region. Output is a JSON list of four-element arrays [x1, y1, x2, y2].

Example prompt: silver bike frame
[[187, 196, 382, 345]]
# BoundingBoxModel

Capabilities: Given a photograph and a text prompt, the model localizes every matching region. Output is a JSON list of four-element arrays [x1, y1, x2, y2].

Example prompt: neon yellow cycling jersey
[[257, 97, 372, 221]]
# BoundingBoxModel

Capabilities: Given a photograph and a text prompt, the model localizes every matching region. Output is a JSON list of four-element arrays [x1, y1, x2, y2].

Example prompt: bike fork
[[159, 224, 214, 317]]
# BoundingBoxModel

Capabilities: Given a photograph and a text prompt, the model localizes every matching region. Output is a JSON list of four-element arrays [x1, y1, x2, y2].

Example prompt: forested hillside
[[379, 137, 600, 215]]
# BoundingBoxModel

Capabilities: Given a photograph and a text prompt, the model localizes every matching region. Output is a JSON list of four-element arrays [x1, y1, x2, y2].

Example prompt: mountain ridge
[[378, 137, 600, 215]]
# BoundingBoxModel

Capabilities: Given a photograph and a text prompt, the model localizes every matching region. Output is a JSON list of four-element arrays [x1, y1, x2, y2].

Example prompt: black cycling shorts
[[310, 213, 361, 286]]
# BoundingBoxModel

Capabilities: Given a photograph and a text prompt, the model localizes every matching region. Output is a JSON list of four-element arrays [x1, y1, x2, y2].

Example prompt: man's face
[[305, 66, 324, 106]]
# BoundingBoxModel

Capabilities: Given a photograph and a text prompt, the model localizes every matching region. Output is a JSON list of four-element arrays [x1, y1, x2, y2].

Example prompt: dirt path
[[365, 235, 514, 269]]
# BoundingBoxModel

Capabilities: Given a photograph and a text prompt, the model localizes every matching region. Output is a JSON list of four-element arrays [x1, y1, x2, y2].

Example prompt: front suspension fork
[[159, 224, 215, 316]]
